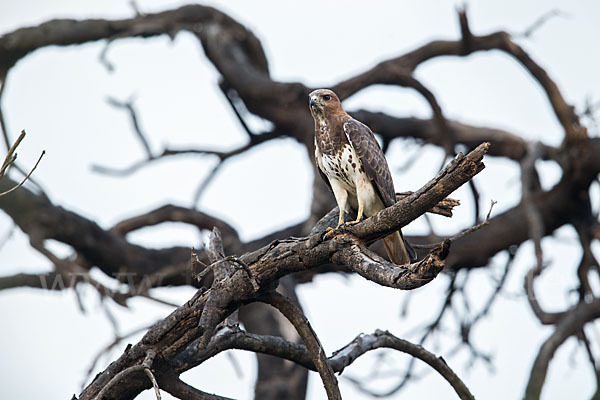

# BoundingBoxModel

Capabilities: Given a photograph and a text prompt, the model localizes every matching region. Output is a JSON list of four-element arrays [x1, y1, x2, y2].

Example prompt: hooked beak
[[309, 96, 321, 111]]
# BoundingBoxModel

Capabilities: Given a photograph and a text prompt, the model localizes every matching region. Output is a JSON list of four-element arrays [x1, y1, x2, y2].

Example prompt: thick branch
[[77, 144, 488, 399], [258, 292, 341, 400], [332, 240, 450, 290], [173, 327, 474, 400], [524, 298, 600, 399], [333, 11, 586, 144], [351, 111, 554, 162], [348, 142, 488, 242], [159, 374, 234, 400]]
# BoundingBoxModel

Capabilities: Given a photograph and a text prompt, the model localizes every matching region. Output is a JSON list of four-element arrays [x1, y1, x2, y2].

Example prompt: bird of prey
[[309, 88, 415, 265]]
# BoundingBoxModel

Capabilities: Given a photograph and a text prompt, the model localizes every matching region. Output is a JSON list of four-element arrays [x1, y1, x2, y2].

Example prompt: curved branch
[[348, 142, 488, 242], [332, 9, 586, 144], [77, 144, 488, 400], [0, 5, 268, 72], [351, 108, 554, 163], [158, 374, 234, 400], [258, 292, 341, 400], [173, 327, 474, 400], [92, 130, 284, 177], [110, 204, 239, 242], [0, 271, 62, 291], [334, 330, 475, 400], [332, 239, 450, 290], [524, 298, 600, 399]]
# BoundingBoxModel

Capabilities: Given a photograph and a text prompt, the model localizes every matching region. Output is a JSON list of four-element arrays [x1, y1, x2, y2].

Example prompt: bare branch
[[413, 200, 496, 250], [258, 291, 341, 400], [75, 143, 489, 399], [175, 326, 475, 400], [396, 192, 460, 218], [0, 129, 25, 179], [159, 374, 234, 400], [524, 298, 600, 399], [96, 350, 160, 400], [337, 330, 475, 400], [91, 130, 283, 177], [333, 239, 450, 290], [106, 96, 153, 158], [0, 147, 44, 197], [82, 322, 155, 389], [110, 204, 239, 241], [348, 142, 488, 242], [519, 9, 569, 38]]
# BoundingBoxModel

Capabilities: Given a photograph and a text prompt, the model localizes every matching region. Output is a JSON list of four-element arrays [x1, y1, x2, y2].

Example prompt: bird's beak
[[309, 96, 320, 110]]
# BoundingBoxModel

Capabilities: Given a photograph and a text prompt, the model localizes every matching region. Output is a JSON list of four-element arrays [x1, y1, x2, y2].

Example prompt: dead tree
[[0, 5, 598, 400]]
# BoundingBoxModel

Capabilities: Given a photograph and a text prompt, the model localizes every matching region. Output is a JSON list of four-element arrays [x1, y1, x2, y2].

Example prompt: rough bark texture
[[0, 4, 598, 400]]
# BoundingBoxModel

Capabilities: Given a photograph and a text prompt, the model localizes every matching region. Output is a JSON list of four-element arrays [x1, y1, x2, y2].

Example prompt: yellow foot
[[345, 219, 361, 227], [324, 226, 339, 239]]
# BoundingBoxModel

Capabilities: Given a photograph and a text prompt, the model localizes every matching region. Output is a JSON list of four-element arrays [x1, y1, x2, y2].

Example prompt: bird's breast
[[321, 144, 364, 193]]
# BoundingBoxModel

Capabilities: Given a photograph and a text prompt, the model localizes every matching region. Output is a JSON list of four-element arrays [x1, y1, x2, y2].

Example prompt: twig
[[95, 349, 160, 400], [0, 222, 15, 252], [396, 192, 460, 218], [519, 9, 569, 38], [82, 323, 154, 389], [393, 274, 458, 394], [0, 130, 25, 179], [412, 200, 495, 249], [395, 143, 425, 173], [98, 40, 115, 72], [467, 179, 481, 224], [129, 0, 143, 17], [143, 350, 161, 400], [0, 73, 10, 152], [0, 148, 44, 197], [192, 161, 223, 207], [91, 130, 283, 177], [106, 96, 153, 158], [31, 242, 130, 307], [219, 80, 255, 138], [471, 246, 517, 325]]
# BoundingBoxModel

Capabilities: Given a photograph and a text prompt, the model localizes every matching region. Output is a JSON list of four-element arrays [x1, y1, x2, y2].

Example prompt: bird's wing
[[343, 118, 396, 207], [314, 136, 333, 193]]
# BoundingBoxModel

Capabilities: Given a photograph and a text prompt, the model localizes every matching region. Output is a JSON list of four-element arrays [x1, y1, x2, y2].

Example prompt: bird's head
[[309, 89, 342, 117]]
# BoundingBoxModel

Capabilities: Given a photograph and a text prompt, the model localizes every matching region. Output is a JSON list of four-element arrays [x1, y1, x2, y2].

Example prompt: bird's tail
[[382, 231, 416, 265]]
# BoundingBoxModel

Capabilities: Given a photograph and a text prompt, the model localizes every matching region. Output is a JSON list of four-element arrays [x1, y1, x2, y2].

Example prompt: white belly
[[320, 144, 384, 217]]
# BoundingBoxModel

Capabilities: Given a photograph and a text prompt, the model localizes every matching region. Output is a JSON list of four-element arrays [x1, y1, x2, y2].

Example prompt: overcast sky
[[0, 1, 599, 399]]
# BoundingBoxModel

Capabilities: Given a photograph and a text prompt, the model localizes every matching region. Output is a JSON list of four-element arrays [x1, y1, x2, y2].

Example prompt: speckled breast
[[321, 144, 362, 193]]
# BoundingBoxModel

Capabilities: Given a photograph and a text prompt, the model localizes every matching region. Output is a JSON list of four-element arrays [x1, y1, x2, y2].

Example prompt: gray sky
[[0, 0, 599, 399]]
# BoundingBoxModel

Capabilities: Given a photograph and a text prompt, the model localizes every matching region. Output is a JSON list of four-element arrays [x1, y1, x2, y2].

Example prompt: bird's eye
[[322, 94, 331, 101]]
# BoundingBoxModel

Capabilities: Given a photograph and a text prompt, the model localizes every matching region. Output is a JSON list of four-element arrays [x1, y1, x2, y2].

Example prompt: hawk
[[309, 88, 415, 265]]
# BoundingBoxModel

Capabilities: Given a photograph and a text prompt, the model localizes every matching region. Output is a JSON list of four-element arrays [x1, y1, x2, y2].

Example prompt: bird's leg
[[325, 181, 348, 238], [335, 209, 346, 229], [345, 202, 364, 226]]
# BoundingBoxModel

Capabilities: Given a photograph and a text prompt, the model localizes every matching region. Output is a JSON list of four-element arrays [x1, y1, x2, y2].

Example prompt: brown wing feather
[[343, 118, 396, 207], [314, 137, 334, 194]]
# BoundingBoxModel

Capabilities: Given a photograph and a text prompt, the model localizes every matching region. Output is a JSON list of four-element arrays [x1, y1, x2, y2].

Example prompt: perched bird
[[309, 88, 415, 265]]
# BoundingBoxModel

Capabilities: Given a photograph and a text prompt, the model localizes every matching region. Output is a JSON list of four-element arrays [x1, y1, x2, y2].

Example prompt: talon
[[324, 225, 341, 239], [324, 228, 336, 239]]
